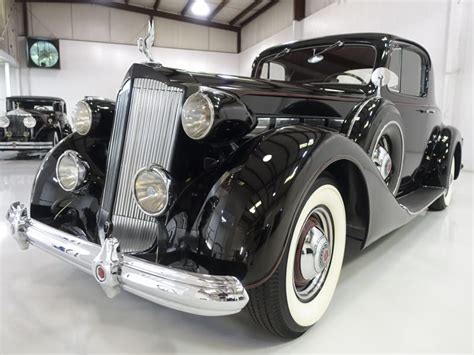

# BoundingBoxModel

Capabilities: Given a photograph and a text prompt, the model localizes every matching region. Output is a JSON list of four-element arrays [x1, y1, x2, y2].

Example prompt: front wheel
[[248, 176, 346, 338]]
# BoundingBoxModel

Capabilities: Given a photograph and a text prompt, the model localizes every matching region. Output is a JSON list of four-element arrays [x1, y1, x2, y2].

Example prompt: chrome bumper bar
[[6, 202, 248, 316], [0, 141, 53, 150]]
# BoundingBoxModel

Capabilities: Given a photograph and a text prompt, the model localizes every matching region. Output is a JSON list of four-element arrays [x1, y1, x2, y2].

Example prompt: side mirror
[[371, 67, 392, 97]]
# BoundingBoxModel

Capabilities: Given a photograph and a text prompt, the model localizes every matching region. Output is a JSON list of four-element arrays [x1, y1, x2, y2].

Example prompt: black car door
[[384, 43, 440, 181]]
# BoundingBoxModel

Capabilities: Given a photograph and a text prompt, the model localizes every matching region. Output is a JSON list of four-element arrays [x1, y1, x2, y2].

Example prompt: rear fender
[[419, 125, 463, 188]]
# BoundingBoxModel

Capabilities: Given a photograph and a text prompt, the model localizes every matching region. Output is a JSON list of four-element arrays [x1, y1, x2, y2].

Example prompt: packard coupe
[[7, 33, 462, 338], [0, 96, 70, 151]]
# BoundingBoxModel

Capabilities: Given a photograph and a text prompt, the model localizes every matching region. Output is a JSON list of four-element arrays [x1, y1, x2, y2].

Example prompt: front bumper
[[0, 141, 53, 150], [6, 202, 249, 316]]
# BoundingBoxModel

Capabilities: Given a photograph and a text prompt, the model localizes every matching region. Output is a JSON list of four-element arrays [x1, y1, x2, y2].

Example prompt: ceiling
[[111, 0, 276, 27]]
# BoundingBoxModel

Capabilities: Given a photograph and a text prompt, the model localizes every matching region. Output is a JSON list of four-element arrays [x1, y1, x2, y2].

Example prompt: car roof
[[7, 96, 65, 102], [254, 32, 431, 65]]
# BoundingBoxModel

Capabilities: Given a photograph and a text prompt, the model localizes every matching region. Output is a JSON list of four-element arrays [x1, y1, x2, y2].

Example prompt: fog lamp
[[56, 150, 88, 191], [133, 165, 173, 217]]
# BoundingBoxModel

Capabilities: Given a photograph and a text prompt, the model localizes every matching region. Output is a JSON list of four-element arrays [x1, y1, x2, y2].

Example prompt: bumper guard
[[6, 202, 249, 316]]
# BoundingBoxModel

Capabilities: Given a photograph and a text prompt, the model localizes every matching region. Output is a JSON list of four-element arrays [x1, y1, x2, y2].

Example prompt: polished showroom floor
[[0, 155, 472, 354]]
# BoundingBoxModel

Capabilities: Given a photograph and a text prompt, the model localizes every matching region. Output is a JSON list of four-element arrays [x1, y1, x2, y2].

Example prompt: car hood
[[128, 64, 373, 121]]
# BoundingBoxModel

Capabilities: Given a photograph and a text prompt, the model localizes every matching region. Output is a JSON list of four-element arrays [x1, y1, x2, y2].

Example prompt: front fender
[[190, 125, 410, 287], [30, 133, 109, 243]]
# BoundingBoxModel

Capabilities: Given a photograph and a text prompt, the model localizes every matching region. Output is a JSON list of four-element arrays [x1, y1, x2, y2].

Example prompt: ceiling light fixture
[[191, 0, 210, 16]]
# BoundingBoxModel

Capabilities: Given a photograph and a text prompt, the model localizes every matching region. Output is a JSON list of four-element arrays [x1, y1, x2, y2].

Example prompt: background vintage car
[[0, 96, 71, 151]]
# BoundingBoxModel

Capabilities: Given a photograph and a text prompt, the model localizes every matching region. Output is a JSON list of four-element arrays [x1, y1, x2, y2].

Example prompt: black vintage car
[[7, 33, 462, 338], [0, 96, 71, 151]]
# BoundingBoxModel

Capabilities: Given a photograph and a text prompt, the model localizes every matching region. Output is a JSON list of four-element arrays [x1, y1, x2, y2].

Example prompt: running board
[[397, 186, 445, 215]]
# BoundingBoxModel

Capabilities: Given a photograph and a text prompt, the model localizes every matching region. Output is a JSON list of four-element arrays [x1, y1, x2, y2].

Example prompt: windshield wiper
[[307, 41, 344, 64], [266, 47, 290, 61]]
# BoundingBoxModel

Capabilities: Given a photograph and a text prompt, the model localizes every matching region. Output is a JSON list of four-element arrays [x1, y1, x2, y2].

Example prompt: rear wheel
[[430, 158, 455, 211], [248, 175, 346, 338]]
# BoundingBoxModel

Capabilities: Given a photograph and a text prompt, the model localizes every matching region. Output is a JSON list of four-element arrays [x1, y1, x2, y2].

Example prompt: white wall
[[239, 0, 472, 170], [241, 0, 294, 51], [16, 3, 237, 53], [18, 38, 240, 112]]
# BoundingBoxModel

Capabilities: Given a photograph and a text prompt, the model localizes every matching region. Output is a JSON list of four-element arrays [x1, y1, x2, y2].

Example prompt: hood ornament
[[137, 19, 156, 63]]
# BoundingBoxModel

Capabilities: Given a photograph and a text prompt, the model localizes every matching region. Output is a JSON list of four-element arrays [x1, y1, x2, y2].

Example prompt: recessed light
[[191, 0, 210, 16]]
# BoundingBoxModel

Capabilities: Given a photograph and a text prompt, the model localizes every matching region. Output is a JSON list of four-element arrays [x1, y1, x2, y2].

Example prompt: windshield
[[9, 100, 56, 111], [257, 44, 377, 85]]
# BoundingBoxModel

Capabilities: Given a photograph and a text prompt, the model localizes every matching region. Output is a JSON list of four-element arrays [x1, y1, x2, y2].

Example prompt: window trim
[[387, 42, 429, 99]]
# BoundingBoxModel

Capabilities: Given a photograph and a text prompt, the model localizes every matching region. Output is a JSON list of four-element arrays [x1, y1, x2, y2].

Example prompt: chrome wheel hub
[[294, 206, 333, 301], [300, 227, 330, 280], [372, 136, 392, 181]]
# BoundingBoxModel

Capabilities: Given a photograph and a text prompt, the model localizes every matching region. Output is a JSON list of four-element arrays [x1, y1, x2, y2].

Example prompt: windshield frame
[[254, 43, 378, 86]]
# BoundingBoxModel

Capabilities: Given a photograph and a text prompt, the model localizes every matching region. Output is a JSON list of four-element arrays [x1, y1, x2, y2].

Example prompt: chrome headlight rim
[[23, 115, 37, 128], [56, 150, 88, 192], [71, 100, 93, 136], [132, 165, 173, 217], [0, 115, 9, 128], [181, 91, 215, 140]]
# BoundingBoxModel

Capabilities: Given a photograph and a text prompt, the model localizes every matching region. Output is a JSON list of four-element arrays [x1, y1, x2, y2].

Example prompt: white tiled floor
[[0, 157, 472, 354]]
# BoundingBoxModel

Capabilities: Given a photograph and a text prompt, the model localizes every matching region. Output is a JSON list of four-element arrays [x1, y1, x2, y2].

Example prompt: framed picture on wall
[[26, 38, 61, 69]]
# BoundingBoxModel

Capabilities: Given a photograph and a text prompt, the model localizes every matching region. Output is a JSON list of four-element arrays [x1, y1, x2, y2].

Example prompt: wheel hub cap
[[372, 145, 392, 181], [299, 226, 330, 281]]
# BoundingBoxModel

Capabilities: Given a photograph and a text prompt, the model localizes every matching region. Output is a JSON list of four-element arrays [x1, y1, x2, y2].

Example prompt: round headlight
[[56, 150, 88, 191], [181, 92, 214, 140], [23, 115, 36, 128], [71, 101, 92, 135], [133, 165, 172, 217], [0, 115, 9, 128]]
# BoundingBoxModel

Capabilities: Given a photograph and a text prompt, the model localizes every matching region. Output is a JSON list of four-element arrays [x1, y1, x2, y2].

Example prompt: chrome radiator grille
[[8, 116, 26, 137], [105, 78, 184, 253]]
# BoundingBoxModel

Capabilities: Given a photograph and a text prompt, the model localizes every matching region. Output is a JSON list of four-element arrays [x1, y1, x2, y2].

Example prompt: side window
[[260, 62, 286, 81], [388, 48, 402, 92], [388, 47, 424, 97], [402, 50, 423, 96]]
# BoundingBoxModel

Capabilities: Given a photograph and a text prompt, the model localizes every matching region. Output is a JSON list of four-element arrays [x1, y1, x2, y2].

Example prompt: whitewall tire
[[248, 175, 346, 338], [285, 183, 346, 327]]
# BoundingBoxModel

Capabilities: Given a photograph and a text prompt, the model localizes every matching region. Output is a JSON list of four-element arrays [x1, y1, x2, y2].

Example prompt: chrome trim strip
[[6, 202, 249, 317], [101, 81, 131, 221], [0, 141, 53, 150]]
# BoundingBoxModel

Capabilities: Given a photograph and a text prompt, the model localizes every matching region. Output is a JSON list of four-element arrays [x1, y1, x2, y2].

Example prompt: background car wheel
[[429, 158, 456, 211], [248, 175, 346, 338]]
